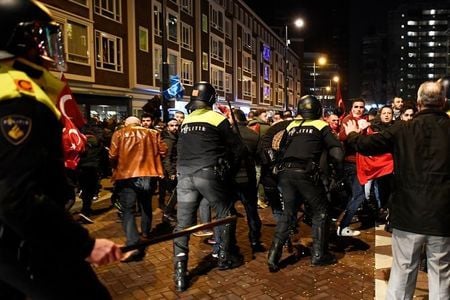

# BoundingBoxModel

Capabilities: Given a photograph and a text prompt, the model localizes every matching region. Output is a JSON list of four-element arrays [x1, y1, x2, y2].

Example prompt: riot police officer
[[0, 1, 122, 298], [173, 82, 244, 291], [267, 95, 344, 271]]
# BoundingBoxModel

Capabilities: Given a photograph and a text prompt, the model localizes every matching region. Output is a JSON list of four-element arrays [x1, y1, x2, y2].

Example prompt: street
[[77, 180, 428, 299]]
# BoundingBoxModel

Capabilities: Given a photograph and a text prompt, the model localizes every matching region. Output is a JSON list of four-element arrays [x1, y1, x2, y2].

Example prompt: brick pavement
[[81, 185, 376, 299]]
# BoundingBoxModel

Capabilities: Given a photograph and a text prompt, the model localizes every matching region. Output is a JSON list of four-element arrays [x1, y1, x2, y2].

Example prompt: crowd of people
[[0, 1, 448, 299]]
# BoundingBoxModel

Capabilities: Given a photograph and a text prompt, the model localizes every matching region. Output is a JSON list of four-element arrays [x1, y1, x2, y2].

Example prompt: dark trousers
[[173, 169, 233, 261], [116, 177, 154, 246], [235, 181, 262, 244], [274, 169, 329, 243], [77, 166, 99, 214]]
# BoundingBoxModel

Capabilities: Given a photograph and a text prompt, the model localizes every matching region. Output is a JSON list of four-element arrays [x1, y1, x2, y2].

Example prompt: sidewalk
[[374, 224, 429, 299]]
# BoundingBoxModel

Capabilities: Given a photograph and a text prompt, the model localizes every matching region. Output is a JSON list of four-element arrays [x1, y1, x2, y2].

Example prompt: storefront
[[74, 94, 131, 124]]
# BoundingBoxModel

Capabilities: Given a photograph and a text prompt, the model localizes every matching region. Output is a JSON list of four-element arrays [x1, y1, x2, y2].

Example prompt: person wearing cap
[[267, 95, 344, 272], [173, 81, 245, 291], [109, 116, 167, 262], [0, 1, 123, 298], [344, 81, 449, 300]]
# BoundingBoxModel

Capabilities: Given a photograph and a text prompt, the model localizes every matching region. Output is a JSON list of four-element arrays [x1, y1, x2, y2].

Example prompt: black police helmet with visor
[[0, 0, 66, 71], [185, 81, 217, 112], [297, 95, 322, 120]]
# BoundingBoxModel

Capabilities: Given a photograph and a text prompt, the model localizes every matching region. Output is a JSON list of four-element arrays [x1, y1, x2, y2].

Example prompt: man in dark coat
[[344, 80, 449, 300]]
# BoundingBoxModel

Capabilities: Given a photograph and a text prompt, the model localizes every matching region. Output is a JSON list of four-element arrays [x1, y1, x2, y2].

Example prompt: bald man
[[109, 116, 167, 262]]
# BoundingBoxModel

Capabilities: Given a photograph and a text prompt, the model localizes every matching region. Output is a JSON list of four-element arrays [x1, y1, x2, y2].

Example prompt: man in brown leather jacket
[[109, 116, 167, 262]]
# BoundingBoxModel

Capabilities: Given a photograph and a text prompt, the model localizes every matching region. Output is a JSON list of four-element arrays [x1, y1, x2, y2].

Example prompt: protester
[[109, 116, 167, 262], [344, 81, 449, 300]]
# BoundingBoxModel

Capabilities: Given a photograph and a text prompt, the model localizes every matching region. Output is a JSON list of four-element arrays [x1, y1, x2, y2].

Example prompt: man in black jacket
[[231, 109, 264, 252], [344, 80, 449, 300], [161, 118, 179, 223]]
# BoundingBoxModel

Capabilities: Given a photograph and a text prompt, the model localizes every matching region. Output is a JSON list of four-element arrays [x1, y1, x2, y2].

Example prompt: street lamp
[[313, 56, 327, 95], [283, 18, 304, 111]]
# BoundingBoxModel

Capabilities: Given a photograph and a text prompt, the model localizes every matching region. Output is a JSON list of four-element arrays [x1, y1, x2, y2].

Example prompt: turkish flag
[[57, 74, 86, 129], [336, 82, 346, 118]]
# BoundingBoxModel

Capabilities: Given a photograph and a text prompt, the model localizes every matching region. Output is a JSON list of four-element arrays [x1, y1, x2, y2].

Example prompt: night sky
[[243, 0, 407, 52]]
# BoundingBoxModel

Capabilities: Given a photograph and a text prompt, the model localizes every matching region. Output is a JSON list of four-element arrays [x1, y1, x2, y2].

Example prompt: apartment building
[[387, 2, 449, 100], [40, 0, 302, 121]]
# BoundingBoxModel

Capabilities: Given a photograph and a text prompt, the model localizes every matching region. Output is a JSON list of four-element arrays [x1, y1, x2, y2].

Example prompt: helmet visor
[[37, 22, 67, 72]]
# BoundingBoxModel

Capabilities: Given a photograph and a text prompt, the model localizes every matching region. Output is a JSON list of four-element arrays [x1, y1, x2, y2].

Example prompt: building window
[[225, 19, 232, 39], [95, 30, 122, 72], [153, 4, 161, 37], [66, 20, 90, 65], [181, 59, 193, 85], [252, 82, 256, 98], [202, 52, 208, 70], [138, 26, 148, 52], [180, 0, 192, 15], [225, 46, 232, 66], [168, 12, 178, 43], [263, 64, 271, 81], [242, 76, 252, 97], [210, 35, 224, 61], [211, 66, 224, 91], [153, 46, 162, 83], [243, 30, 252, 50], [237, 37, 241, 52], [243, 52, 252, 73], [251, 59, 256, 75], [225, 73, 232, 93], [237, 67, 242, 81], [210, 6, 224, 32], [94, 0, 121, 22], [202, 14, 208, 33], [263, 83, 271, 103], [168, 52, 178, 75], [181, 22, 193, 51]]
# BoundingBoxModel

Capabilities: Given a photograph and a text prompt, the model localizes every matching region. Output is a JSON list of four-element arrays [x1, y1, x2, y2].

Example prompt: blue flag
[[163, 75, 185, 101]]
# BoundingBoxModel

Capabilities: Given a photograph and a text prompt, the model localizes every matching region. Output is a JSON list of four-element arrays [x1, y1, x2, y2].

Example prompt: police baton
[[120, 216, 237, 253]]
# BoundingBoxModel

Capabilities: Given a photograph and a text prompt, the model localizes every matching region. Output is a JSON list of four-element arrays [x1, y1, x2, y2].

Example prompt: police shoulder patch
[[1, 115, 32, 145]]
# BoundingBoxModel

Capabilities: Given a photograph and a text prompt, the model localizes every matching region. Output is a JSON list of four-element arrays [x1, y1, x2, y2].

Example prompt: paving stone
[[79, 185, 391, 299]]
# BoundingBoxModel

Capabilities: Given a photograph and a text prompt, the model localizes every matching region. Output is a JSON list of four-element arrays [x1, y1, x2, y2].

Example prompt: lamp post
[[283, 18, 304, 111], [313, 56, 327, 95], [161, 0, 170, 122]]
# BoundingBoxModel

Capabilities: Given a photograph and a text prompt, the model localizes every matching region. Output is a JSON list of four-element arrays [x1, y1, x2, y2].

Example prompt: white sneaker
[[337, 226, 361, 237], [192, 230, 214, 237]]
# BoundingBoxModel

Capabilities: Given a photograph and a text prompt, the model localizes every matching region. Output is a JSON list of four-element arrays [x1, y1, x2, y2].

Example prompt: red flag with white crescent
[[57, 74, 86, 129], [336, 82, 346, 120]]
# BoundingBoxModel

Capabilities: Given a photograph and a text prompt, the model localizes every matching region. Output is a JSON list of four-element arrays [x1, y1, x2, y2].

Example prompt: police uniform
[[173, 82, 244, 291], [267, 95, 344, 271], [0, 63, 111, 299], [0, 1, 115, 298]]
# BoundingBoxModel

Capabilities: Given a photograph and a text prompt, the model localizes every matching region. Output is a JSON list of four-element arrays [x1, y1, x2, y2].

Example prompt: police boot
[[267, 239, 284, 272], [217, 223, 243, 270], [311, 217, 337, 266], [174, 261, 188, 292]]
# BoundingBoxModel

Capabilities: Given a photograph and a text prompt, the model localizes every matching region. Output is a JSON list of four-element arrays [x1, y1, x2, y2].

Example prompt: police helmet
[[190, 81, 217, 106], [0, 0, 66, 71], [297, 95, 322, 119]]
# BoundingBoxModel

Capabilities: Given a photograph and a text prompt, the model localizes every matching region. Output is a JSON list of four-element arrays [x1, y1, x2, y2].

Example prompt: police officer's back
[[267, 95, 344, 272], [173, 82, 244, 291]]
